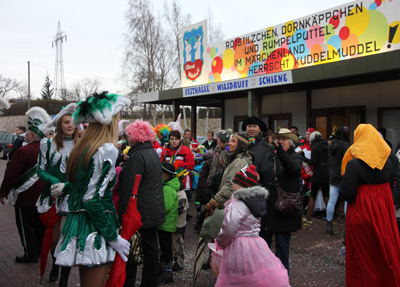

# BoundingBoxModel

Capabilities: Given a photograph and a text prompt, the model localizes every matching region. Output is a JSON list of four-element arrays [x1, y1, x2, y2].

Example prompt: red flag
[[106, 174, 143, 287], [39, 204, 61, 280]]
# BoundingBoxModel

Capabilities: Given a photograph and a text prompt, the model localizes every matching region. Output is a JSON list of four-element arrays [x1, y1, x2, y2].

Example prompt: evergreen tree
[[41, 74, 53, 100]]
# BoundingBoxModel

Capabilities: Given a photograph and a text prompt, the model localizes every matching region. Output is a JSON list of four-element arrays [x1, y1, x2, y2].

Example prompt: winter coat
[[261, 146, 303, 233], [339, 153, 400, 204], [202, 139, 217, 151], [249, 134, 275, 188], [308, 139, 329, 181], [0, 141, 45, 207], [216, 186, 269, 248], [328, 139, 350, 186], [207, 145, 228, 184], [8, 134, 25, 160], [195, 152, 214, 204], [158, 176, 179, 233], [161, 143, 195, 189], [214, 150, 253, 206], [119, 141, 165, 229]]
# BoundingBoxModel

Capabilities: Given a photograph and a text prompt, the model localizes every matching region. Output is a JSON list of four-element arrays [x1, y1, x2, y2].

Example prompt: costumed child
[[52, 92, 131, 287], [158, 162, 179, 284], [172, 167, 190, 272], [36, 103, 79, 285], [212, 165, 290, 287]]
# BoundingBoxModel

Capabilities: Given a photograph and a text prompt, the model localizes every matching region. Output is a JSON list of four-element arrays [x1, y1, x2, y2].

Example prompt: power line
[[0, 62, 120, 81]]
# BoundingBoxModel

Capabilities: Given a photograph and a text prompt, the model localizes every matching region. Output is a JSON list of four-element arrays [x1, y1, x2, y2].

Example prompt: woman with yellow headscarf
[[339, 124, 400, 287]]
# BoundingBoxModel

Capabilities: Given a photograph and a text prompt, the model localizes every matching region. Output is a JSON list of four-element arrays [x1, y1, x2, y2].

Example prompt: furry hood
[[232, 186, 269, 218], [232, 185, 269, 201]]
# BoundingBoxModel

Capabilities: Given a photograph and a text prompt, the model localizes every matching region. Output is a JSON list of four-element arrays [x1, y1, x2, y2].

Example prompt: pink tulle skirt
[[214, 236, 290, 287]]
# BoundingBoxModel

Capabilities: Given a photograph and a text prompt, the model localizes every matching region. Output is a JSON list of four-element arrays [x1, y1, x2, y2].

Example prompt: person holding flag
[[52, 92, 131, 287]]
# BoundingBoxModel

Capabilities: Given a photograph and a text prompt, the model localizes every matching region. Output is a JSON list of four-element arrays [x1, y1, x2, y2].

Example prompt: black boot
[[49, 254, 59, 282], [327, 220, 333, 235], [158, 270, 173, 284], [58, 266, 71, 287]]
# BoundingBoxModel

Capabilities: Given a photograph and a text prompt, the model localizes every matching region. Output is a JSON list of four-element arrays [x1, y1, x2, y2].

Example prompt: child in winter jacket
[[213, 165, 290, 287], [158, 162, 179, 284]]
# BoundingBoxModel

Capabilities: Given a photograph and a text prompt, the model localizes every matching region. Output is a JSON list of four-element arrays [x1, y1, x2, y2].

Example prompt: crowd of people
[[0, 92, 400, 286]]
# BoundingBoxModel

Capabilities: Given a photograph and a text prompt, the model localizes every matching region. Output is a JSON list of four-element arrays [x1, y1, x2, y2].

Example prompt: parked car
[[0, 132, 18, 159]]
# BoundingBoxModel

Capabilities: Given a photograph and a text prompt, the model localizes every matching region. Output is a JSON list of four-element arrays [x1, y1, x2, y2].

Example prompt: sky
[[0, 0, 352, 99]]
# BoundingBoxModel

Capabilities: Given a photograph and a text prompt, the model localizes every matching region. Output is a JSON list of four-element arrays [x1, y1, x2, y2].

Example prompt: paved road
[[0, 158, 346, 286]]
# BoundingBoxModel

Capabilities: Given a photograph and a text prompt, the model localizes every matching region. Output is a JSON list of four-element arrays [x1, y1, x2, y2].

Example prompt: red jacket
[[161, 143, 195, 189], [0, 141, 45, 207]]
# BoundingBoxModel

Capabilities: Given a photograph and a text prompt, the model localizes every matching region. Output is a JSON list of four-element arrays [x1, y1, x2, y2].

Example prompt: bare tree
[[0, 75, 21, 98], [70, 78, 102, 101], [163, 0, 191, 84], [16, 83, 29, 100], [205, 4, 225, 44], [124, 0, 179, 124], [124, 0, 175, 93]]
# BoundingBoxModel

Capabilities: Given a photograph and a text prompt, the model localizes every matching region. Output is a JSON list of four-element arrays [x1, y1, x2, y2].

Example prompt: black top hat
[[162, 162, 177, 176], [241, 116, 267, 133]]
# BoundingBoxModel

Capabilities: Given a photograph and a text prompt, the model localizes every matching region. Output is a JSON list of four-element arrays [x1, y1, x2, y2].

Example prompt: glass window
[[381, 109, 400, 149], [273, 119, 289, 132]]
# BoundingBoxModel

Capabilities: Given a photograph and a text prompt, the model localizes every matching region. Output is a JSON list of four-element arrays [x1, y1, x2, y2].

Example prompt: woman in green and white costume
[[53, 92, 131, 287], [36, 103, 79, 285]]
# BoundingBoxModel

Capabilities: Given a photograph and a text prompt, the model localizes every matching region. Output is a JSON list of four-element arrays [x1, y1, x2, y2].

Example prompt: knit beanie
[[216, 129, 232, 143], [233, 165, 259, 188]]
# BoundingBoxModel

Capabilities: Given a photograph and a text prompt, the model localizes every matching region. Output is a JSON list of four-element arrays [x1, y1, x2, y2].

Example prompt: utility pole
[[52, 21, 67, 100], [27, 61, 30, 110]]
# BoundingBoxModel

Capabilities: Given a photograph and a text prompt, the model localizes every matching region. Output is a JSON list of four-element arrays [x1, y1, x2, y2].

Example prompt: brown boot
[[306, 197, 315, 222], [324, 197, 329, 210]]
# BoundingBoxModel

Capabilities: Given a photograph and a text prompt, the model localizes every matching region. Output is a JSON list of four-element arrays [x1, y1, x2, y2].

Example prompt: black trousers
[[125, 226, 159, 287], [158, 229, 173, 269], [310, 175, 329, 198], [15, 206, 45, 258]]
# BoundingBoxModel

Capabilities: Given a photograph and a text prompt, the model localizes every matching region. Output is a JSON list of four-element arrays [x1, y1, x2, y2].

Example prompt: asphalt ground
[[0, 159, 346, 286]]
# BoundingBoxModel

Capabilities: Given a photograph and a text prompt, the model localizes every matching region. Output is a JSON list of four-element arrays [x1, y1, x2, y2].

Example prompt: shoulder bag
[[274, 157, 303, 217]]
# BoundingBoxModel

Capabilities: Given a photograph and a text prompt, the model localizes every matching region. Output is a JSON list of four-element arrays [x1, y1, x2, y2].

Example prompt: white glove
[[109, 235, 130, 262], [156, 148, 163, 157], [50, 183, 65, 198]]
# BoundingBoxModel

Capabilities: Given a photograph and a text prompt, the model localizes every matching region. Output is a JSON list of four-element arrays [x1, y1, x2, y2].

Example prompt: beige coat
[[213, 150, 253, 206]]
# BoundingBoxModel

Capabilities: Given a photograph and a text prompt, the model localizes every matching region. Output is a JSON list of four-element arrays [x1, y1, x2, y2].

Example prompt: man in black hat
[[242, 116, 274, 189]]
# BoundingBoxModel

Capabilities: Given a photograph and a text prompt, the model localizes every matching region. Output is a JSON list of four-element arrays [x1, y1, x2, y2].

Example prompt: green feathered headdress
[[72, 91, 131, 125]]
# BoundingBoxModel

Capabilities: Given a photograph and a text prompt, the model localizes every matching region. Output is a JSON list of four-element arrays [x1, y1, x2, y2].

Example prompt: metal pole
[[27, 61, 31, 110]]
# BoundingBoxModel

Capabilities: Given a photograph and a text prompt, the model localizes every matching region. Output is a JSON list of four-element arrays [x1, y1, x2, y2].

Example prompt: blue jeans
[[261, 231, 291, 272], [326, 184, 347, 221]]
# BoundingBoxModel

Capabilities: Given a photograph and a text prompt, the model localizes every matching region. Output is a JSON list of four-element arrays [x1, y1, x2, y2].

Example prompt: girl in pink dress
[[215, 165, 290, 287]]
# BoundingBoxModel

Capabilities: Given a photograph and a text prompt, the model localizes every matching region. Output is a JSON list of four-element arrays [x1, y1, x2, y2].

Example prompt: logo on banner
[[183, 25, 204, 82]]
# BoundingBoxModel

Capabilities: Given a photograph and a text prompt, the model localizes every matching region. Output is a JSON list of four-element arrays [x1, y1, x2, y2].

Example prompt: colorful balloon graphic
[[234, 39, 257, 75], [324, 24, 336, 42], [305, 25, 325, 49], [339, 26, 350, 40], [223, 49, 235, 69], [288, 29, 310, 58], [212, 56, 223, 74], [345, 7, 370, 36]]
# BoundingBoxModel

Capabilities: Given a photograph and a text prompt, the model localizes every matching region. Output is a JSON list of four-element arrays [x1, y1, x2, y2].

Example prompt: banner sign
[[183, 71, 293, 97], [181, 0, 400, 88], [181, 20, 208, 87]]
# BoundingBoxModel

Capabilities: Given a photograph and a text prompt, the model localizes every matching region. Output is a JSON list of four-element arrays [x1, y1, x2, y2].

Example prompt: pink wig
[[126, 120, 156, 143]]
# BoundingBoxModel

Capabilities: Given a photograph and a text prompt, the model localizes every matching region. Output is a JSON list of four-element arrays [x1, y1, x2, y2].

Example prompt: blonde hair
[[66, 114, 119, 182], [54, 115, 79, 151]]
